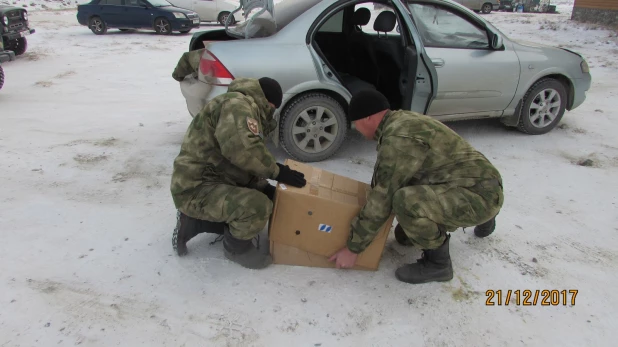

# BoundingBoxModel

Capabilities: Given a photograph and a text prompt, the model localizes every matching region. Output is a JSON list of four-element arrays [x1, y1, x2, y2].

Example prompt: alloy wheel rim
[[529, 88, 561, 128], [291, 106, 339, 154], [157, 20, 169, 32], [93, 20, 102, 31]]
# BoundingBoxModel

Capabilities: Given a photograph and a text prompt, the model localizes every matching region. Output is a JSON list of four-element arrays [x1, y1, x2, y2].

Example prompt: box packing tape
[[309, 168, 322, 196]]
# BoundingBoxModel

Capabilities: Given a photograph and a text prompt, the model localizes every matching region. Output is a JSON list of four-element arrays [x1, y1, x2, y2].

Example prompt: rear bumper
[[179, 77, 228, 117], [0, 50, 16, 63], [77, 13, 88, 26], [3, 28, 35, 40]]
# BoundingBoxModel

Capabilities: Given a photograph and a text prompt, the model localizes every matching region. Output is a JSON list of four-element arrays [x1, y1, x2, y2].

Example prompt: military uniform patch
[[247, 117, 260, 136]]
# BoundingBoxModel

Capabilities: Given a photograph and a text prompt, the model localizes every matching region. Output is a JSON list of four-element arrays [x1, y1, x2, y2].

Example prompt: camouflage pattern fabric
[[170, 78, 280, 238], [393, 183, 503, 249], [348, 110, 504, 253], [183, 184, 273, 240], [172, 48, 204, 82]]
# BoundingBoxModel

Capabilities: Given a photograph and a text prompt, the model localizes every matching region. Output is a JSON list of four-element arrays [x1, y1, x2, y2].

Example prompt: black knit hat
[[348, 90, 390, 122], [258, 77, 283, 108]]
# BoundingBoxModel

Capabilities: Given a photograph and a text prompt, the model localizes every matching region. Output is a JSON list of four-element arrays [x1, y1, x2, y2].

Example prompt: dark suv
[[1, 4, 35, 56]]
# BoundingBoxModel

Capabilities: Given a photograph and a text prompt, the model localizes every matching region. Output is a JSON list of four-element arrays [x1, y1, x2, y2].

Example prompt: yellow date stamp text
[[485, 289, 578, 306]]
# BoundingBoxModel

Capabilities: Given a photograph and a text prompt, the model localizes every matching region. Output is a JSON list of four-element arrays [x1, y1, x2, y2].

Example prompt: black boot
[[395, 234, 453, 284], [172, 210, 226, 256], [474, 217, 496, 238], [223, 227, 272, 269], [394, 224, 413, 246]]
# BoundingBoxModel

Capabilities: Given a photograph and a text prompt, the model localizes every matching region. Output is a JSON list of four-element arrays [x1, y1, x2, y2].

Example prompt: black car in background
[[1, 4, 36, 56], [77, 0, 201, 35]]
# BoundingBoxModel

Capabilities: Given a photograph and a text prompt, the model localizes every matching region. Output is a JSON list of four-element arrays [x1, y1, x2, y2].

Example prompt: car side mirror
[[490, 32, 503, 50]]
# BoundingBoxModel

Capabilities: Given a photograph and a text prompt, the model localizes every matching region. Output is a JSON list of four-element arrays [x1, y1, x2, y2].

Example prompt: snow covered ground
[[1, 1, 617, 346]]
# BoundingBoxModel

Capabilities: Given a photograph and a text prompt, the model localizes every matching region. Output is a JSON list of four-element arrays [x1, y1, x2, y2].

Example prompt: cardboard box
[[268, 159, 394, 271]]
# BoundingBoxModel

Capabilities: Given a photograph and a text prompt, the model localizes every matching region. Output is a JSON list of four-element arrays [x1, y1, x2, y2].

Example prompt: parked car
[[76, 0, 201, 35], [175, 0, 591, 162], [1, 4, 35, 56], [452, 0, 500, 14], [167, 0, 243, 25]]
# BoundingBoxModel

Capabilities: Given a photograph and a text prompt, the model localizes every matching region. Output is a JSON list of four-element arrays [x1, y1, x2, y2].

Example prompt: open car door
[[224, 0, 277, 39], [392, 0, 438, 114]]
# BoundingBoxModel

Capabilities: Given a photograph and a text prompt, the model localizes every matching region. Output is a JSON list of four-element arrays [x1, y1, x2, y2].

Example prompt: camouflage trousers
[[392, 179, 504, 249], [179, 184, 273, 240]]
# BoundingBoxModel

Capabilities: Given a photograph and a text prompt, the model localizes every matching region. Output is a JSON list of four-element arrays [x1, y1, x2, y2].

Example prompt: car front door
[[123, 0, 152, 28], [407, 1, 520, 119], [193, 0, 217, 21]]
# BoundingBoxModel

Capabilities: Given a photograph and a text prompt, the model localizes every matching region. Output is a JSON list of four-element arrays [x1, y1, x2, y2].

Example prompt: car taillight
[[199, 50, 234, 86]]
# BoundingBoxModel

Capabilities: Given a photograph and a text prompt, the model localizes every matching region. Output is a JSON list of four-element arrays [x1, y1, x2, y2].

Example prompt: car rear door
[[392, 0, 438, 115], [406, 1, 520, 119], [99, 0, 125, 26]]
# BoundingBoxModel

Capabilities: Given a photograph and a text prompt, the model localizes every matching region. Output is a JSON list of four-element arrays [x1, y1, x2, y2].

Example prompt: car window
[[358, 4, 400, 36], [318, 10, 343, 33], [407, 3, 489, 49], [125, 0, 140, 6]]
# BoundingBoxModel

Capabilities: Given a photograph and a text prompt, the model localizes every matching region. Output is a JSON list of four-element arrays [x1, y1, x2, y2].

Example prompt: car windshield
[[226, 0, 323, 39], [147, 0, 173, 7]]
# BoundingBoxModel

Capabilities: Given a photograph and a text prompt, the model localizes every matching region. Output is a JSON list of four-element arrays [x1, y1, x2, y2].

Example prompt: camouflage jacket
[[170, 78, 280, 209], [347, 110, 502, 253]]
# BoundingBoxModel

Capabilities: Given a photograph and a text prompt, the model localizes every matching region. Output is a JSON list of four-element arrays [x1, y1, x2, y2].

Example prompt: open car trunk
[[224, 0, 322, 39]]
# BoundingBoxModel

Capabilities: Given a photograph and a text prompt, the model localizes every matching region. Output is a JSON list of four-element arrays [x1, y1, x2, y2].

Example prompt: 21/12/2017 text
[[486, 290, 578, 306]]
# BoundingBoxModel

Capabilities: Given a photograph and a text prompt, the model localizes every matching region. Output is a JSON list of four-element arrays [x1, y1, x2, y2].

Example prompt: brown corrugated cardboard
[[268, 159, 394, 271]]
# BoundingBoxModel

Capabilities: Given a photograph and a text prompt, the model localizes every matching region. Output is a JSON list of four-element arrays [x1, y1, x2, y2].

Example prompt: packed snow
[[1, 0, 617, 346]]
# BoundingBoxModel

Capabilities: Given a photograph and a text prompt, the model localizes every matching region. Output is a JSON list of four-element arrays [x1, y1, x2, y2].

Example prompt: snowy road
[[1, 2, 617, 346]]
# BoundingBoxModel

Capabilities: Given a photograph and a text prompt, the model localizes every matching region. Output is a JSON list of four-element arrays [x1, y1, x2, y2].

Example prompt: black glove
[[275, 163, 307, 188], [263, 184, 276, 201]]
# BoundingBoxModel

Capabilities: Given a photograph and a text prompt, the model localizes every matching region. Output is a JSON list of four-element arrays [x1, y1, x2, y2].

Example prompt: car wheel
[[5, 37, 27, 56], [154, 18, 172, 35], [89, 16, 107, 35], [279, 93, 347, 162], [0, 65, 4, 91], [517, 78, 567, 135], [482, 3, 493, 14], [218, 11, 235, 26]]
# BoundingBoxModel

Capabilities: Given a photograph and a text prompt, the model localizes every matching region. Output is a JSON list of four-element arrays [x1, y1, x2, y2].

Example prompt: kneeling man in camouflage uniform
[[329, 90, 504, 284], [170, 77, 306, 269]]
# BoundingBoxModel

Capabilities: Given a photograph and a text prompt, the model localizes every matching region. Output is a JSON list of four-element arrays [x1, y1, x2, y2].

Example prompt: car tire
[[517, 78, 568, 135], [154, 17, 172, 35], [279, 93, 347, 162], [89, 16, 107, 35], [0, 65, 4, 91], [482, 3, 493, 14], [5, 37, 27, 56], [218, 11, 235, 26]]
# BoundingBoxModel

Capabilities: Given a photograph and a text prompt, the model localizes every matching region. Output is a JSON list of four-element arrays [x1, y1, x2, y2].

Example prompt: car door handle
[[432, 58, 445, 67]]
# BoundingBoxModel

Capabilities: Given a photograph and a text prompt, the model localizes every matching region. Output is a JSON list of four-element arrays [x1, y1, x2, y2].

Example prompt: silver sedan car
[[176, 0, 591, 162]]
